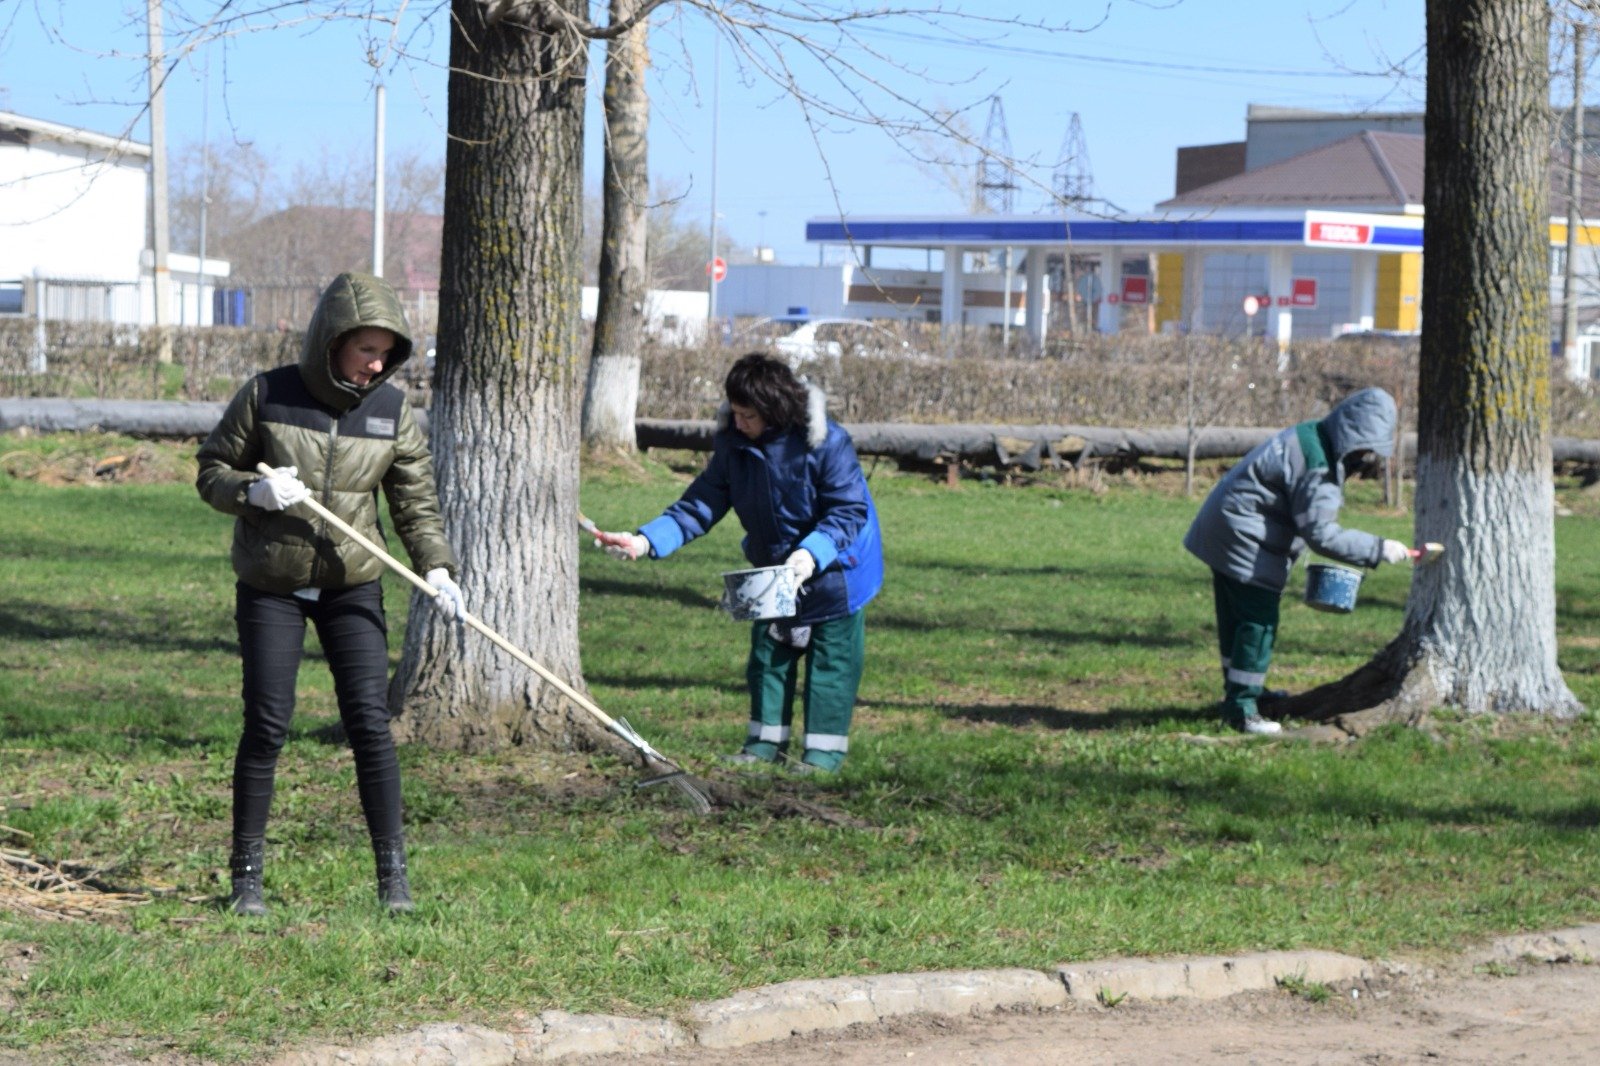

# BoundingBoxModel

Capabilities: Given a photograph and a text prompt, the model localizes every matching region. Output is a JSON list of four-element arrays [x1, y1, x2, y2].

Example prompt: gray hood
[[1321, 387, 1397, 463]]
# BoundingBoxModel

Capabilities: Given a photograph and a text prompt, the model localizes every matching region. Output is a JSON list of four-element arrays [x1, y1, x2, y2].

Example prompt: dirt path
[[578, 958, 1600, 1065]]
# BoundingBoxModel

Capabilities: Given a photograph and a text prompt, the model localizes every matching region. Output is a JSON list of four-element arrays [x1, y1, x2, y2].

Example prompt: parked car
[[737, 315, 920, 366], [1332, 328, 1420, 347]]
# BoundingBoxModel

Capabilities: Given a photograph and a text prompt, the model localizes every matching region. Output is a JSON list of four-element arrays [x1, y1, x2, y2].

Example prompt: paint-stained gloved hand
[[425, 568, 465, 619], [1381, 539, 1411, 565], [785, 548, 816, 584], [595, 531, 650, 561], [246, 465, 309, 510]]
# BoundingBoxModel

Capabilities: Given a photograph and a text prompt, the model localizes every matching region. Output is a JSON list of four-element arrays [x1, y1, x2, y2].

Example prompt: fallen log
[[4, 400, 1600, 468], [635, 419, 1285, 468], [0, 398, 430, 438]]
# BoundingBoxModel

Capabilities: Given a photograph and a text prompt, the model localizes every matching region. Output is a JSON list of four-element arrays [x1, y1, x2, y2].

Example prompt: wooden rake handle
[[254, 463, 631, 741]]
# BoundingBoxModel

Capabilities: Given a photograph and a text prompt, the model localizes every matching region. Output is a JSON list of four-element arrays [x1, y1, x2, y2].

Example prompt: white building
[[580, 286, 709, 346], [0, 110, 227, 326], [716, 260, 1027, 331]]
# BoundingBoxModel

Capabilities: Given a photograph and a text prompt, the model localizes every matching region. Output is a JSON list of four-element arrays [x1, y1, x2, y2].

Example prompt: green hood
[[300, 272, 415, 411]]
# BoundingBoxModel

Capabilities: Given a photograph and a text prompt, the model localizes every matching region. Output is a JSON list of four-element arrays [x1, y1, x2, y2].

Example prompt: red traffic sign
[[706, 257, 727, 282]]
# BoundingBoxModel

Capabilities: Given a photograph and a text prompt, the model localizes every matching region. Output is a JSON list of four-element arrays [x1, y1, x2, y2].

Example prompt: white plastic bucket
[[1304, 563, 1363, 614], [720, 565, 798, 622]]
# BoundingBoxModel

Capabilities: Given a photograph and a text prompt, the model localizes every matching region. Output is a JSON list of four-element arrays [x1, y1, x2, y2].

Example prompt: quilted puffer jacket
[[1183, 387, 1396, 592], [639, 384, 883, 626], [196, 272, 457, 594]]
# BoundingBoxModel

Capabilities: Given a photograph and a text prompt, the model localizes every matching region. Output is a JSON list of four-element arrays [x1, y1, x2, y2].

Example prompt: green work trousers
[[745, 608, 866, 764], [1211, 571, 1281, 725]]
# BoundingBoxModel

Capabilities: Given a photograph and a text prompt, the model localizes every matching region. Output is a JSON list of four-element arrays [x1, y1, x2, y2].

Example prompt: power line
[[852, 24, 1407, 80]]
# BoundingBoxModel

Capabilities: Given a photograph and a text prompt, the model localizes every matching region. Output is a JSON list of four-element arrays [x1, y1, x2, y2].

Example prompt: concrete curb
[[1057, 948, 1370, 1005], [1468, 922, 1600, 967], [265, 926, 1599, 1064], [687, 968, 1063, 1050]]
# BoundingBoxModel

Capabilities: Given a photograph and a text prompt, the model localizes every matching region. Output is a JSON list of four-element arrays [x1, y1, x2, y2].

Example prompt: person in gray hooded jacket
[[1183, 387, 1412, 734]]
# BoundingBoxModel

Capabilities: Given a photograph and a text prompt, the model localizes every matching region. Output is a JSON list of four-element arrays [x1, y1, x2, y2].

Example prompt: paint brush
[[1410, 542, 1445, 565]]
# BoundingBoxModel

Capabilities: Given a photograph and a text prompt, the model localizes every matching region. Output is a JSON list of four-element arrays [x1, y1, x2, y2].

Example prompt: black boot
[[227, 839, 267, 917], [373, 837, 414, 914]]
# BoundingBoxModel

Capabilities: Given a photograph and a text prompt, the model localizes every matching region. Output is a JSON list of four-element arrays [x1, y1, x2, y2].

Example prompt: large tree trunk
[[581, 0, 650, 451], [1282, 0, 1581, 732], [390, 0, 602, 753]]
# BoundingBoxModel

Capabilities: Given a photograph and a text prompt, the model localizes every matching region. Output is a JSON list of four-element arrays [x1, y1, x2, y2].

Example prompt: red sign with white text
[[1291, 277, 1318, 307], [1120, 276, 1149, 304], [1306, 221, 1372, 246]]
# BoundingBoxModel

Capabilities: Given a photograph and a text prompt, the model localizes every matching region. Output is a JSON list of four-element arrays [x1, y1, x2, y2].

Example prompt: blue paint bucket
[[1304, 563, 1363, 614], [720, 566, 798, 622]]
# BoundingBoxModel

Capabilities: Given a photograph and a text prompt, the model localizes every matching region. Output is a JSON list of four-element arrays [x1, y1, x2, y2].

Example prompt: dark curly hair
[[724, 352, 808, 431]]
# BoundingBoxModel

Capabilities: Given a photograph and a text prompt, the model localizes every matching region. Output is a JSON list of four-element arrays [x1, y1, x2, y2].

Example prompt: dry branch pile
[[0, 845, 149, 923]]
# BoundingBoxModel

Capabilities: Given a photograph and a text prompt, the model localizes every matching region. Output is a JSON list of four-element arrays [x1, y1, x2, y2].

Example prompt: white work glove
[[246, 465, 309, 510], [596, 531, 650, 561], [785, 548, 816, 584], [425, 567, 465, 619], [1380, 539, 1412, 565]]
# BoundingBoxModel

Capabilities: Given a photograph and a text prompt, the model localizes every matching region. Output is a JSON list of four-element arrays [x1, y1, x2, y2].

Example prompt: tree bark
[[581, 0, 650, 451], [390, 0, 602, 753], [1281, 0, 1582, 730]]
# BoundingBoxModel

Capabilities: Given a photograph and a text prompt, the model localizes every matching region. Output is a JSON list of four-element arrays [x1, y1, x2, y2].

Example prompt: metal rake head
[[635, 768, 714, 815]]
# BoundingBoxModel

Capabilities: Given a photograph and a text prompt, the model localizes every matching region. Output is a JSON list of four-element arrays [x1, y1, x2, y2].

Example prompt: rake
[[258, 465, 712, 814]]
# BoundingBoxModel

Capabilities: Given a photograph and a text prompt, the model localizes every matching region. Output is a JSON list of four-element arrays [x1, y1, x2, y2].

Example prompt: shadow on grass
[[903, 558, 1193, 581], [580, 574, 721, 612], [0, 716, 233, 751], [0, 602, 237, 655], [581, 672, 743, 697], [1062, 756, 1600, 834], [860, 695, 1203, 732], [2, 528, 223, 569], [868, 610, 1194, 649]]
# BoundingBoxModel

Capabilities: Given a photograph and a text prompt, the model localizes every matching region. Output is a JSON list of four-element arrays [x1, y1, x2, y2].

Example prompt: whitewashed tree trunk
[[390, 0, 602, 752], [1284, 0, 1581, 729], [1396, 0, 1576, 715], [582, 0, 650, 451]]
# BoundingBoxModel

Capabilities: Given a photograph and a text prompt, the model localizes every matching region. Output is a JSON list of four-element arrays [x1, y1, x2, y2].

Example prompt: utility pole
[[146, 0, 173, 362], [372, 83, 386, 277], [198, 53, 210, 324], [1562, 25, 1585, 376], [707, 38, 721, 335]]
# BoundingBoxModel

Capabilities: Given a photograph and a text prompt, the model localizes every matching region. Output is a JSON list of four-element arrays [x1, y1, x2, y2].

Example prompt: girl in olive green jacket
[[198, 272, 460, 916]]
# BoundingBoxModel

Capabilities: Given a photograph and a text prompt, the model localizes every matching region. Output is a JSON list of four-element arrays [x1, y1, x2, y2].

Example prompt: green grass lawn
[[5, 435, 1600, 1061]]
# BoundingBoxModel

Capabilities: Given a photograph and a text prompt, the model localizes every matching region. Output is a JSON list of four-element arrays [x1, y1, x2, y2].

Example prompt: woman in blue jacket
[[595, 353, 883, 772]]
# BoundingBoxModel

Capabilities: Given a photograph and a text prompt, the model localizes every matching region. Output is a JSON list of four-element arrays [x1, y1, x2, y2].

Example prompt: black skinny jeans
[[232, 580, 403, 846]]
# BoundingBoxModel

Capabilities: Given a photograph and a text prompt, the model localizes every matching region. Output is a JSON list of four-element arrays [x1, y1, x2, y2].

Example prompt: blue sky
[[1, 1, 1429, 268]]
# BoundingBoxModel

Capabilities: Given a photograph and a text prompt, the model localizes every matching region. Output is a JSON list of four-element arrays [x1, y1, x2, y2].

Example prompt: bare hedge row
[[643, 336, 1600, 437], [0, 320, 304, 403], [4, 318, 1599, 436]]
